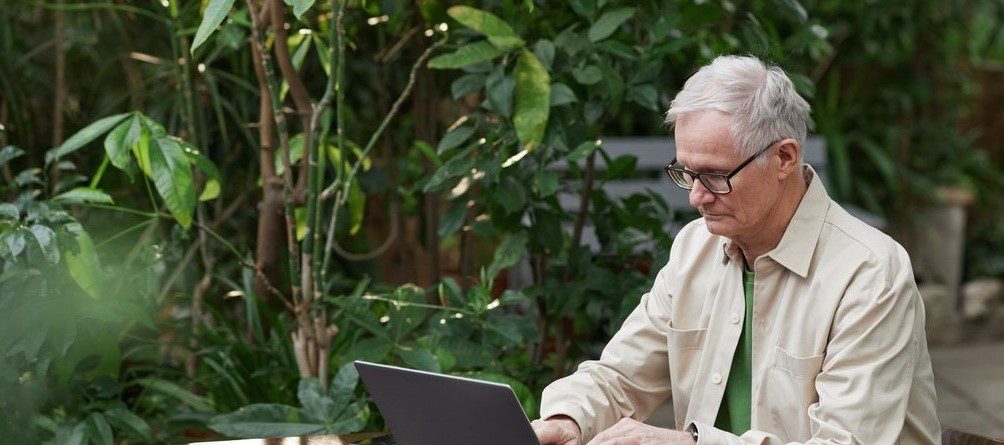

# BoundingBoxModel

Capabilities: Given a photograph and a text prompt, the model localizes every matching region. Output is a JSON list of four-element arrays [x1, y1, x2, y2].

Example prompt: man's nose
[[688, 179, 716, 208]]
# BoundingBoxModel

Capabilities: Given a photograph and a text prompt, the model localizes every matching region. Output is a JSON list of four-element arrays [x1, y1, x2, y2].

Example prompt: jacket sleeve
[[539, 263, 675, 442], [691, 260, 934, 445]]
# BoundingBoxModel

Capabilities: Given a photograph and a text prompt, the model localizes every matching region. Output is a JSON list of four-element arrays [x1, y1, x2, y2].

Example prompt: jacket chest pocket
[[765, 345, 825, 441], [666, 326, 706, 428]]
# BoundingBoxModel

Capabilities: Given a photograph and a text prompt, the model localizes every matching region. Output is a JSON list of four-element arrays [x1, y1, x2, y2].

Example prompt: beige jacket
[[540, 168, 940, 444]]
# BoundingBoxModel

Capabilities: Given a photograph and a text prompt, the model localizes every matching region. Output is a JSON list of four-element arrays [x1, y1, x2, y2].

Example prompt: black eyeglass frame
[[663, 139, 783, 195]]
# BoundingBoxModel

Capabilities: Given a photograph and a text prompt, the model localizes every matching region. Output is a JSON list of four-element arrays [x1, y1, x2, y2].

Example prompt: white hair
[[664, 55, 812, 165]]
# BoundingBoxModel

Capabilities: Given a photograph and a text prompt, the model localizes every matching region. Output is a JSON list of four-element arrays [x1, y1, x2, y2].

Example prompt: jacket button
[[730, 313, 740, 324], [712, 373, 722, 384]]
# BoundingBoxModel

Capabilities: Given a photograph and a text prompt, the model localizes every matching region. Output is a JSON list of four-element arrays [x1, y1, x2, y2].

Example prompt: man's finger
[[534, 424, 567, 444]]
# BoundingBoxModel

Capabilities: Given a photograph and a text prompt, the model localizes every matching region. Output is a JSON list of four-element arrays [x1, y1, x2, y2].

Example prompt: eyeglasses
[[663, 140, 782, 195]]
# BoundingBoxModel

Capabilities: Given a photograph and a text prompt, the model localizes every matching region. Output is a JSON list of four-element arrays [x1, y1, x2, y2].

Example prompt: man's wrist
[[546, 414, 582, 438]]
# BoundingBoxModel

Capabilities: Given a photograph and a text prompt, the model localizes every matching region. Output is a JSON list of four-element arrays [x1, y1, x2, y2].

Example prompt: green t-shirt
[[715, 267, 755, 434]]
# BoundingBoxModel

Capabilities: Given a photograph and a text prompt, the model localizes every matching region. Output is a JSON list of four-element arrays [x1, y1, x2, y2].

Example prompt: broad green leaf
[[104, 407, 152, 442], [486, 70, 515, 118], [285, 0, 315, 19], [447, 6, 517, 38], [2, 230, 26, 257], [773, 0, 808, 22], [137, 378, 215, 412], [588, 7, 636, 42], [53, 187, 114, 205], [327, 400, 368, 435], [329, 362, 360, 397], [295, 206, 308, 240], [437, 125, 475, 154], [429, 41, 507, 69], [209, 404, 325, 438], [495, 176, 526, 214], [513, 50, 550, 151], [276, 133, 306, 176], [192, 0, 236, 53], [438, 199, 467, 238], [65, 223, 103, 299], [297, 378, 333, 422], [533, 40, 556, 70], [451, 74, 486, 99], [567, 140, 597, 162], [183, 145, 222, 201], [534, 170, 559, 197], [626, 83, 660, 111], [149, 136, 196, 228], [86, 412, 114, 445], [549, 83, 577, 107], [488, 36, 526, 50], [487, 233, 527, 278], [67, 421, 87, 445], [104, 115, 136, 172], [0, 145, 25, 166], [572, 65, 603, 85], [398, 345, 441, 372], [29, 225, 59, 264], [0, 203, 18, 221], [50, 113, 131, 162]]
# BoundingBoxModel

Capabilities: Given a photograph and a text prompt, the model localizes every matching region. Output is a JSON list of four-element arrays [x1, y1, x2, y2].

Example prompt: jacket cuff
[[689, 420, 740, 445]]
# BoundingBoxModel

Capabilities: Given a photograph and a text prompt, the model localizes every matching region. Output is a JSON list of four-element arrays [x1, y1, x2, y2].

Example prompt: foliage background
[[0, 0, 1001, 443]]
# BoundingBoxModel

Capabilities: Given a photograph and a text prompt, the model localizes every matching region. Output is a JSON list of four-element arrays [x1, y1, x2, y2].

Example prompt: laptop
[[354, 361, 542, 445]]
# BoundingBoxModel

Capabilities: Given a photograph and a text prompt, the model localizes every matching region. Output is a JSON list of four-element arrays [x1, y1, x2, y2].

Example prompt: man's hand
[[531, 415, 582, 445], [586, 418, 695, 445]]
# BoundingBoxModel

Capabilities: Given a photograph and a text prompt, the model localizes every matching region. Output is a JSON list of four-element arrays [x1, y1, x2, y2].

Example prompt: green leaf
[[104, 407, 152, 442], [29, 225, 59, 264], [137, 378, 215, 412], [588, 7, 636, 42], [447, 6, 517, 39], [451, 74, 487, 99], [192, 0, 236, 53], [398, 345, 441, 372], [297, 378, 333, 422], [329, 362, 360, 397], [183, 145, 222, 201], [549, 82, 577, 107], [347, 180, 365, 236], [29, 226, 58, 265], [327, 400, 368, 435], [86, 412, 114, 445], [0, 203, 19, 221], [572, 65, 603, 85], [67, 421, 87, 445], [2, 229, 26, 257], [53, 187, 114, 205], [148, 136, 196, 228], [513, 50, 550, 151], [0, 145, 25, 167], [486, 70, 515, 118], [209, 404, 325, 438], [534, 170, 559, 197], [65, 223, 103, 299], [626, 83, 660, 111], [533, 40, 556, 70], [487, 233, 527, 278], [567, 140, 597, 162], [285, 0, 315, 19], [103, 115, 136, 172], [428, 41, 507, 69], [773, 0, 808, 22], [437, 125, 475, 154], [50, 113, 131, 162], [495, 176, 526, 215], [439, 199, 468, 238]]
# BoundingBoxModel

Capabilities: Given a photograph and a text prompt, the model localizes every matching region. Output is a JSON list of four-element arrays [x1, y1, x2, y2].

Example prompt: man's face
[[674, 110, 781, 239]]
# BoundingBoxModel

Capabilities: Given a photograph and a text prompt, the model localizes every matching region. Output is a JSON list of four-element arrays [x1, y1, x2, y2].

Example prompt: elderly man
[[531, 55, 940, 445]]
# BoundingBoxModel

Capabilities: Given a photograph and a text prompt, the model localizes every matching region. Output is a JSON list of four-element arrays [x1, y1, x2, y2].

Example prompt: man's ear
[[775, 139, 801, 180]]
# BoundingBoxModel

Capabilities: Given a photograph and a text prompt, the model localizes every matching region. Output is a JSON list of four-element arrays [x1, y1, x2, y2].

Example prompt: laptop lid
[[354, 361, 541, 445]]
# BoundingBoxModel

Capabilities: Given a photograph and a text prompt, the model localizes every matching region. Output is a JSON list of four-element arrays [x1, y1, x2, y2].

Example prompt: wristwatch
[[686, 423, 699, 443]]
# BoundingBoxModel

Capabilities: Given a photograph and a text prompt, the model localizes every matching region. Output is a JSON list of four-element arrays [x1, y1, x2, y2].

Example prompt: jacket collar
[[720, 165, 830, 278]]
